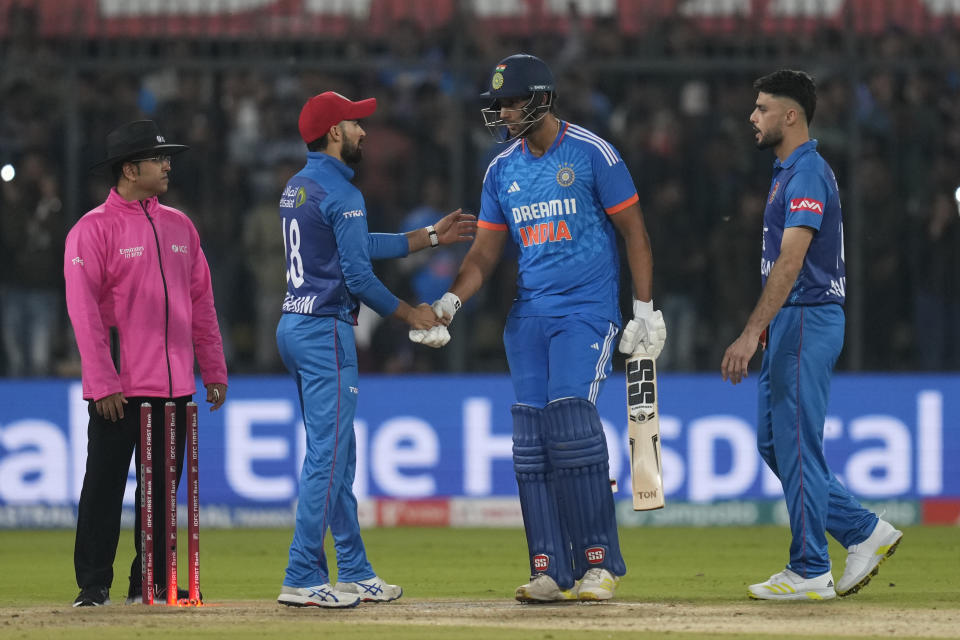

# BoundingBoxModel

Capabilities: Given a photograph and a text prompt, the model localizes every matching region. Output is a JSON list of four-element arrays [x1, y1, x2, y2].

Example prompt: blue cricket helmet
[[480, 54, 556, 143], [480, 53, 555, 99]]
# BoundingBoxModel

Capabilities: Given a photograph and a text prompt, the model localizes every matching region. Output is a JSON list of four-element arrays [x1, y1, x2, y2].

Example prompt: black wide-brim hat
[[90, 120, 189, 170]]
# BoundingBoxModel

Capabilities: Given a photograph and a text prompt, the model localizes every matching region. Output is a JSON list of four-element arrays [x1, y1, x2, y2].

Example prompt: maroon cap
[[298, 91, 377, 144]]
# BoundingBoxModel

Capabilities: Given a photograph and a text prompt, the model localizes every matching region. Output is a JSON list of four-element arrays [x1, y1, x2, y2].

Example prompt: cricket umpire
[[65, 120, 228, 606]]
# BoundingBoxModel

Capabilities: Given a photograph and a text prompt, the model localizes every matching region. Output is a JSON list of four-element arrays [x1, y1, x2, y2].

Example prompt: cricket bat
[[626, 353, 664, 510]]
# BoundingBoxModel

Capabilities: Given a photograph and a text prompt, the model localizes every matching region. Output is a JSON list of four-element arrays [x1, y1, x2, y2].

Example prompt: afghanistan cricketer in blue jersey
[[721, 70, 902, 601], [275, 92, 476, 608], [411, 54, 667, 603]]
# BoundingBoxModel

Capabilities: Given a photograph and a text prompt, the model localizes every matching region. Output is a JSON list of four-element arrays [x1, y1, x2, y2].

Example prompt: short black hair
[[753, 69, 817, 125], [111, 159, 137, 184], [307, 136, 329, 152]]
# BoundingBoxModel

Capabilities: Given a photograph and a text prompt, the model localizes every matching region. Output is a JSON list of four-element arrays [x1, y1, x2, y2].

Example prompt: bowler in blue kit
[[275, 92, 475, 608], [722, 70, 903, 601], [410, 54, 667, 603]]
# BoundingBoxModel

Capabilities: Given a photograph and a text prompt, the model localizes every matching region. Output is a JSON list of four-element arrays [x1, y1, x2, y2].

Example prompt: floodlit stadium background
[[1, 0, 958, 527]]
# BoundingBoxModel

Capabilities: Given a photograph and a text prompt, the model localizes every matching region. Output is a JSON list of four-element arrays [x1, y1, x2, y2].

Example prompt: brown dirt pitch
[[4, 598, 959, 639]]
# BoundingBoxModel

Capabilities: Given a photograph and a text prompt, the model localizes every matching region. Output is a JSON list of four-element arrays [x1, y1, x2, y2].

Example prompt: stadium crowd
[[1, 3, 959, 376]]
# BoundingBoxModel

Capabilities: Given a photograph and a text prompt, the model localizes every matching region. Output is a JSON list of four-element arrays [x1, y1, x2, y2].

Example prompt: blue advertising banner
[[0, 374, 957, 515]]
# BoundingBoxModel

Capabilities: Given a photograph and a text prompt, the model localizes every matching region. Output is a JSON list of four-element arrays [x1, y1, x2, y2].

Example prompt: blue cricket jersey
[[761, 139, 846, 306], [278, 152, 409, 323], [479, 121, 639, 324]]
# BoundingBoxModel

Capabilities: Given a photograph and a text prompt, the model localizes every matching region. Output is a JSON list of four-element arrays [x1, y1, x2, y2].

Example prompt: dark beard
[[755, 129, 782, 150], [518, 110, 548, 139], [342, 139, 363, 164]]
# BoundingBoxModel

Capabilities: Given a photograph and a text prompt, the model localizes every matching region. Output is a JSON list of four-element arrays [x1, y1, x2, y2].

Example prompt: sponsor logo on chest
[[119, 246, 144, 259], [512, 198, 578, 248], [511, 198, 577, 223]]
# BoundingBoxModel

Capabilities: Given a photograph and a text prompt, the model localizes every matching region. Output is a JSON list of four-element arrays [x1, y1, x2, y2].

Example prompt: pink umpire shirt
[[64, 188, 227, 401]]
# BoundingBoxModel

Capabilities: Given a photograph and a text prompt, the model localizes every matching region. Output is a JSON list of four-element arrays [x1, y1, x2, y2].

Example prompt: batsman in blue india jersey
[[275, 92, 476, 609], [411, 54, 667, 602], [721, 70, 902, 601]]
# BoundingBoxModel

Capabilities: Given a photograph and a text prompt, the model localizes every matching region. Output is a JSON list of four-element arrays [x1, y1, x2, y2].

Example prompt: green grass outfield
[[1, 526, 958, 639]]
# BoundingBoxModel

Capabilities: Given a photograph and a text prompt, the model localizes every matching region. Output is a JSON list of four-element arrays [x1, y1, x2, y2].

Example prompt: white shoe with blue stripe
[[277, 584, 361, 608], [334, 575, 403, 603]]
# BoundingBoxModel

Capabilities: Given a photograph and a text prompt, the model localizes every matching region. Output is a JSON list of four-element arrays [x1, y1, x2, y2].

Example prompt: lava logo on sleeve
[[789, 198, 824, 215]]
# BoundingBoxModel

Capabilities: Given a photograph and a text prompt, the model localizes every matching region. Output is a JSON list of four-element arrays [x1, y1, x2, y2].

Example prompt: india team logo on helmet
[[492, 63, 507, 90], [480, 54, 556, 143], [556, 163, 575, 187]]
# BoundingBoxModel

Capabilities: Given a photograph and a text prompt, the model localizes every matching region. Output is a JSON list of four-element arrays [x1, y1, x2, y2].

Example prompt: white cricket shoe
[[334, 575, 403, 603], [515, 573, 579, 603], [748, 568, 836, 601], [837, 519, 903, 597], [578, 568, 619, 601], [277, 584, 360, 608]]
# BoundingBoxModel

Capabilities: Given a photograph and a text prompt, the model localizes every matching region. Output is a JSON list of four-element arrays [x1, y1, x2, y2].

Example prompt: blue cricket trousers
[[757, 304, 877, 578], [276, 313, 375, 587], [503, 314, 619, 406]]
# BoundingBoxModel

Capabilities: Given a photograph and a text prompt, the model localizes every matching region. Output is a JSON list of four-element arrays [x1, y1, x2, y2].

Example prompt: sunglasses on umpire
[[130, 154, 172, 165]]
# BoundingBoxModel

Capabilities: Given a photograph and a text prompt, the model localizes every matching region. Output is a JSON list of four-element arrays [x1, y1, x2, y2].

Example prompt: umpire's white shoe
[[748, 569, 836, 601], [334, 575, 403, 603], [578, 568, 619, 601], [837, 519, 903, 597], [277, 584, 360, 608], [515, 573, 579, 603]]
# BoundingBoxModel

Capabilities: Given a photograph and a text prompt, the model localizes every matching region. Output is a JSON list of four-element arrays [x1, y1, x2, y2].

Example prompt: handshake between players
[[411, 292, 666, 358]]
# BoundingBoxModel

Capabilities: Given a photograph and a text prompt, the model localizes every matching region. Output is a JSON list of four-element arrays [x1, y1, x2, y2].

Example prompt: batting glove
[[431, 292, 461, 323], [618, 299, 667, 359], [408, 324, 451, 348]]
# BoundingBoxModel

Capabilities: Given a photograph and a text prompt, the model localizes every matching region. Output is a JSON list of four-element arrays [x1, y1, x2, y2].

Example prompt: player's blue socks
[[511, 403, 575, 589], [543, 397, 626, 578]]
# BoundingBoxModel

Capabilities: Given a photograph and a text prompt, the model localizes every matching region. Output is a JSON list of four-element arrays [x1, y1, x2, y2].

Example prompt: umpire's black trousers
[[74, 395, 190, 595]]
